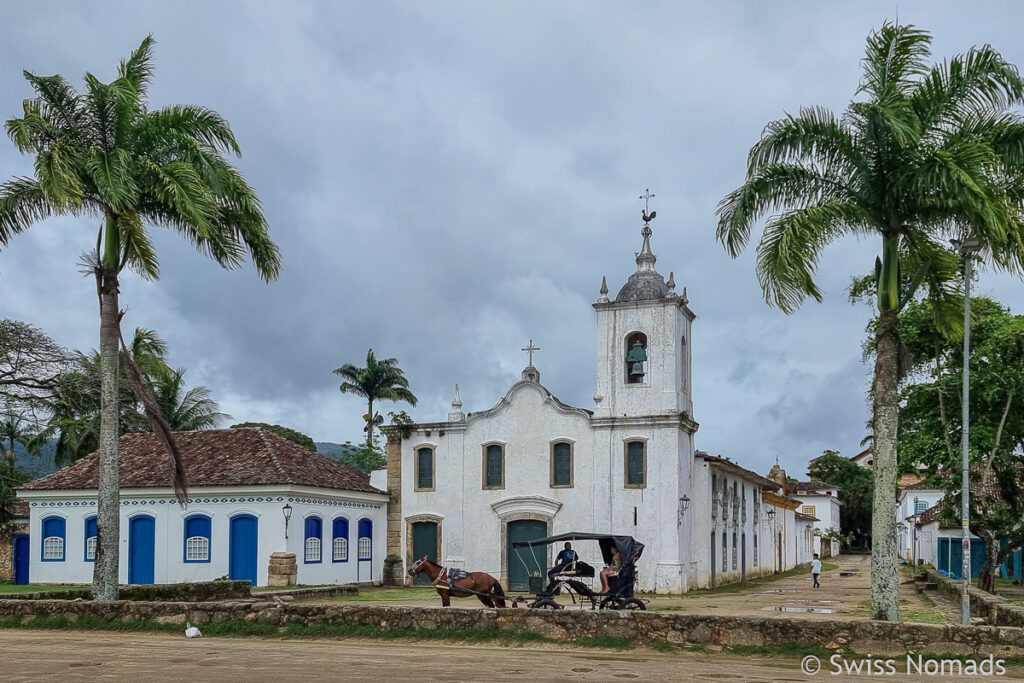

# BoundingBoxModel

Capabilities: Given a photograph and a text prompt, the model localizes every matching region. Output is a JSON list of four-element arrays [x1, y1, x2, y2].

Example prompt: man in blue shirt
[[546, 542, 576, 587]]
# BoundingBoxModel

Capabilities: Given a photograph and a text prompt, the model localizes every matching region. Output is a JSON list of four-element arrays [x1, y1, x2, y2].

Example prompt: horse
[[408, 556, 507, 608]]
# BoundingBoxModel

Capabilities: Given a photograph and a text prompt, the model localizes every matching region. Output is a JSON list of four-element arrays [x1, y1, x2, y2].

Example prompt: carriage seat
[[553, 560, 595, 578]]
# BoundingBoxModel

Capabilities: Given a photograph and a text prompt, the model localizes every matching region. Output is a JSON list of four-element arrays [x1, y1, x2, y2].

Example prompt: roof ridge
[[256, 428, 291, 482]]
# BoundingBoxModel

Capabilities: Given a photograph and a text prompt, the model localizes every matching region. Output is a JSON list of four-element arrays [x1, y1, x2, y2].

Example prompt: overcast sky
[[3, 2, 1023, 479]]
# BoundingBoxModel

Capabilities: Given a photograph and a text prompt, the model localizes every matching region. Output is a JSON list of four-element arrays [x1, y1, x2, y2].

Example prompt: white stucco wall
[[21, 485, 387, 587]]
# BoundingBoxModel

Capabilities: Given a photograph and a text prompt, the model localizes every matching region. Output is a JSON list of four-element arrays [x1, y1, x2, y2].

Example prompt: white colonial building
[[385, 217, 788, 593], [17, 428, 388, 587], [790, 481, 842, 558]]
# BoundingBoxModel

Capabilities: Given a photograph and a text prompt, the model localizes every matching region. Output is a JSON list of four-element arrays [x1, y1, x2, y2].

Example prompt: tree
[[716, 22, 1024, 620], [808, 449, 874, 548], [897, 296, 1024, 591], [0, 37, 280, 600], [334, 349, 418, 447], [331, 441, 387, 474], [230, 422, 316, 451], [151, 367, 230, 431]]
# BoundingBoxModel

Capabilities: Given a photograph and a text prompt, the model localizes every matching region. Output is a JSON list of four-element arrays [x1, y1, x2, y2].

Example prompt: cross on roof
[[639, 188, 655, 212], [521, 339, 540, 365]]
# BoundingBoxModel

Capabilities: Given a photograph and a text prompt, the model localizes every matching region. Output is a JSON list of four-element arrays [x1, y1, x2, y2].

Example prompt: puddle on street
[[783, 599, 839, 604], [760, 606, 842, 613], [755, 589, 798, 595]]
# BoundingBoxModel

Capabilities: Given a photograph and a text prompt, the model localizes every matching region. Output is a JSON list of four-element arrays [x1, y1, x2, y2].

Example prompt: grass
[[728, 640, 839, 659], [323, 587, 433, 602], [0, 583, 90, 595], [575, 636, 634, 650], [901, 607, 947, 624], [251, 584, 334, 593], [672, 562, 839, 596]]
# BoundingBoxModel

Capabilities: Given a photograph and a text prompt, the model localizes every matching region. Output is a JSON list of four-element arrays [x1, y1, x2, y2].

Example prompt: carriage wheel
[[530, 597, 562, 610], [620, 598, 646, 611], [598, 595, 623, 610]]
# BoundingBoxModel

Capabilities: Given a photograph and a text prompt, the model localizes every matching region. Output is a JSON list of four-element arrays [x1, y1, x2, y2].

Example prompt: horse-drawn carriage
[[512, 532, 646, 611]]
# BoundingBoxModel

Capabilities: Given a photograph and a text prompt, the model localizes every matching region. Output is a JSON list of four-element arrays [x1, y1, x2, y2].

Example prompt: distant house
[[2, 500, 30, 584], [790, 481, 842, 558], [897, 481, 944, 563], [17, 428, 388, 587], [850, 448, 874, 469]]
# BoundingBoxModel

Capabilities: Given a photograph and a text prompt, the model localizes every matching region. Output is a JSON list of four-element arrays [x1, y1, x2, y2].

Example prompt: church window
[[624, 332, 648, 385], [624, 440, 646, 488], [415, 447, 434, 491], [333, 518, 349, 562], [732, 533, 737, 570], [551, 441, 573, 488], [753, 534, 759, 567], [184, 514, 211, 562], [483, 444, 504, 489], [802, 505, 816, 517], [42, 516, 65, 561], [85, 516, 97, 562], [305, 516, 322, 563], [358, 519, 372, 560]]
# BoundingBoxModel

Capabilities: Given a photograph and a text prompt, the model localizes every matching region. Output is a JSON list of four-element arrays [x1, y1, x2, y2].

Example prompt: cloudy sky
[[3, 2, 1023, 478]]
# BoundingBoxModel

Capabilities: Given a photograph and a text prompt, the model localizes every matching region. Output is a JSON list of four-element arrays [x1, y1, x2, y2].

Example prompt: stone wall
[[927, 568, 1024, 628], [3, 598, 1024, 655]]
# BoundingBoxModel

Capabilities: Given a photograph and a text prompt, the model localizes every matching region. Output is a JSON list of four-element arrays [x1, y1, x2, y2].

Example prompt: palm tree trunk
[[366, 399, 374, 448], [93, 216, 121, 601], [871, 305, 901, 620]]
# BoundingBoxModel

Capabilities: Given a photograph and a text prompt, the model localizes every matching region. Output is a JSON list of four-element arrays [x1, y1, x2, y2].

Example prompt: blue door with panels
[[129, 515, 155, 584], [357, 518, 372, 582], [230, 514, 258, 586], [12, 534, 29, 585]]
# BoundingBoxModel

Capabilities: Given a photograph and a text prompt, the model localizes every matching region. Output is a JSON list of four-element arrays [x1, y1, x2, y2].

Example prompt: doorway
[[506, 520, 546, 591], [128, 515, 155, 584], [229, 514, 258, 586]]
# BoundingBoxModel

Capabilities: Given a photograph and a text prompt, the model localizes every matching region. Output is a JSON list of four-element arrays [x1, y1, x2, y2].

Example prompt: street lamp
[[951, 236, 982, 626], [282, 503, 293, 540], [766, 508, 778, 572], [677, 495, 691, 526]]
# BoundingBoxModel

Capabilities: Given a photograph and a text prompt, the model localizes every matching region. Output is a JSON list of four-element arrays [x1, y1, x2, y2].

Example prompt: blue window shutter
[[186, 515, 211, 539], [358, 519, 372, 539], [85, 517, 97, 538], [306, 517, 321, 539], [333, 518, 348, 540]]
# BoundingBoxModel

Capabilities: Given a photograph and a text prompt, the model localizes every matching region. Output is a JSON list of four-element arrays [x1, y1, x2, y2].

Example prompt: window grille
[[334, 537, 348, 562], [43, 536, 63, 560], [358, 536, 371, 560], [305, 537, 321, 563], [186, 536, 209, 562], [86, 536, 97, 561]]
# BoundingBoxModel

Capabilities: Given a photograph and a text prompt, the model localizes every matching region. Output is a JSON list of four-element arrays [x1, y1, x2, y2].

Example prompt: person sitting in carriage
[[546, 542, 577, 588]]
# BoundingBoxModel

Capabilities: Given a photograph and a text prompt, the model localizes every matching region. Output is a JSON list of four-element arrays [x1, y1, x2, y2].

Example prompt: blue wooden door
[[12, 534, 28, 585], [129, 515, 155, 584], [229, 514, 258, 587]]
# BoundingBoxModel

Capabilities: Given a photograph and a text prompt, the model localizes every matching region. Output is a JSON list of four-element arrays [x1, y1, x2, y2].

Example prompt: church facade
[[385, 217, 782, 593]]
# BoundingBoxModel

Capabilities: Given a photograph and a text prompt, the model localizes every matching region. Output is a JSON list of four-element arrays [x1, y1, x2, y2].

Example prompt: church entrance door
[[507, 520, 546, 591], [411, 522, 438, 586]]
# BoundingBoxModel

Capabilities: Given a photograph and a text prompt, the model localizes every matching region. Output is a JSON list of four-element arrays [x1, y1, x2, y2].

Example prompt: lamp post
[[951, 236, 982, 626], [282, 503, 293, 540], [766, 508, 777, 572], [677, 495, 691, 526]]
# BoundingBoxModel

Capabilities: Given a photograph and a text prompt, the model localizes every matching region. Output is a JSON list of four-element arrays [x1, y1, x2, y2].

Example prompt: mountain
[[10, 440, 59, 480]]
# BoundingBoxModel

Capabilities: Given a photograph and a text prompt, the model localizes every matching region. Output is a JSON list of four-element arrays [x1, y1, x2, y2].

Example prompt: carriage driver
[[547, 542, 576, 583]]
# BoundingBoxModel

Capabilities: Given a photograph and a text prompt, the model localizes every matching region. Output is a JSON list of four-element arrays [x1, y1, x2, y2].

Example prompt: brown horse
[[408, 556, 507, 608]]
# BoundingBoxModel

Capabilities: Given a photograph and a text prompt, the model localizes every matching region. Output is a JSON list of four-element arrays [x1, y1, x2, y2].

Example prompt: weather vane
[[639, 188, 656, 226]]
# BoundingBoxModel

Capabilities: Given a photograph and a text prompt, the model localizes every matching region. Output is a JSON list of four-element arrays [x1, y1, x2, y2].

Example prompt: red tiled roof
[[695, 451, 779, 489], [790, 481, 841, 493], [11, 499, 29, 518], [19, 428, 384, 495], [795, 511, 820, 522]]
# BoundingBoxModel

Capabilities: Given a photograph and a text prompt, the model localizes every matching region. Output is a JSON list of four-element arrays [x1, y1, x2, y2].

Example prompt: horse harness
[[433, 566, 475, 593]]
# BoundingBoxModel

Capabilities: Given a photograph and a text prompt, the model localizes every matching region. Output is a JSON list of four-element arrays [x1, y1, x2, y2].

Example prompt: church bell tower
[[592, 199, 695, 420]]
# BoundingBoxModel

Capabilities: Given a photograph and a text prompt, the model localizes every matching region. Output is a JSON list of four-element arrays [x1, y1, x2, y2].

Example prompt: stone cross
[[521, 339, 540, 365]]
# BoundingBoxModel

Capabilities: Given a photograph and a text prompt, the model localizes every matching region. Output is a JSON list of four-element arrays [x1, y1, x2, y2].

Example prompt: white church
[[385, 213, 798, 593]]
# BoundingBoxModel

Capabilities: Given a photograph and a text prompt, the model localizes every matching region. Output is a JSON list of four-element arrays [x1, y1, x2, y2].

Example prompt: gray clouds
[[2, 2, 1023, 478]]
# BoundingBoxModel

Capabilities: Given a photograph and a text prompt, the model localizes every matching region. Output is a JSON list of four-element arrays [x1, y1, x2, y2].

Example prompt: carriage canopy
[[511, 532, 644, 566]]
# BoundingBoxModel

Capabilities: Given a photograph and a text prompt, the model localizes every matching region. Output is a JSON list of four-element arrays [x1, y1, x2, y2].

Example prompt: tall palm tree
[[334, 349, 418, 447], [716, 22, 1024, 620], [0, 37, 280, 600]]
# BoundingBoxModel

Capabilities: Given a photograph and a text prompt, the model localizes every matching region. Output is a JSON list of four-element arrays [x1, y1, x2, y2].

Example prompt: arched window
[[624, 440, 646, 488], [42, 516, 65, 562], [625, 332, 648, 384], [184, 514, 211, 562], [305, 516, 322, 563], [550, 441, 573, 487], [415, 447, 434, 491], [84, 516, 98, 562], [483, 444, 504, 489], [358, 519, 372, 560], [333, 517, 349, 562]]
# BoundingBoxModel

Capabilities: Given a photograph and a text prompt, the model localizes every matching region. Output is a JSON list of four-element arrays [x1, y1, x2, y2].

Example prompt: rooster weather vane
[[640, 188, 656, 225]]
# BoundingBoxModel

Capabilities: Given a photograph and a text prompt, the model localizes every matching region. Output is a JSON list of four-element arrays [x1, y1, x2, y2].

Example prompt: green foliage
[[334, 349, 417, 447], [808, 450, 874, 543], [575, 636, 634, 650], [333, 441, 386, 474], [0, 465, 31, 531], [231, 422, 316, 451]]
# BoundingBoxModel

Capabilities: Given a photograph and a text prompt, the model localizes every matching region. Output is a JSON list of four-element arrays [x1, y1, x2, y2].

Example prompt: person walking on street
[[811, 553, 822, 588]]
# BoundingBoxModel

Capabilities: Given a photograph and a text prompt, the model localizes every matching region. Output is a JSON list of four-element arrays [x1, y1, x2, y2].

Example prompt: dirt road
[[0, 630, 1008, 682]]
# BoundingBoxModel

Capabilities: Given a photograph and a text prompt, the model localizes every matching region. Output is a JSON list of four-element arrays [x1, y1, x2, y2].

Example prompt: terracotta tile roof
[[795, 511, 820, 522], [916, 503, 943, 526], [695, 451, 779, 490], [19, 428, 384, 495], [11, 499, 28, 518], [790, 481, 841, 493]]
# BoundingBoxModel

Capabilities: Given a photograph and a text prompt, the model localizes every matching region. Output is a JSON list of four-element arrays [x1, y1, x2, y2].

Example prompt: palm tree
[[334, 349, 418, 447], [0, 37, 280, 600], [151, 367, 230, 431], [716, 22, 1024, 620]]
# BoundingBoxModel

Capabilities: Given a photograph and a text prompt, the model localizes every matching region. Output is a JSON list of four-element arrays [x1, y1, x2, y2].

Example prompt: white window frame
[[43, 536, 64, 561], [186, 536, 210, 562], [305, 537, 321, 563], [333, 537, 348, 562], [358, 536, 371, 560], [86, 535, 97, 561]]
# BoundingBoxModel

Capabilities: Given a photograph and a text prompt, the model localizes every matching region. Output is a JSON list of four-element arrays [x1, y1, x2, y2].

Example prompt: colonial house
[[16, 428, 388, 587], [795, 511, 819, 565], [790, 481, 842, 558], [384, 216, 794, 593], [897, 481, 943, 564], [762, 467, 805, 573]]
